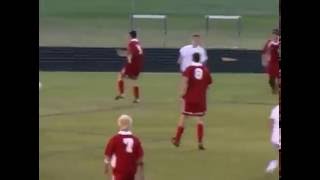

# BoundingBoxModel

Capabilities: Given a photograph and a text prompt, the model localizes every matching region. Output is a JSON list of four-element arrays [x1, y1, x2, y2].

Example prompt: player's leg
[[268, 76, 277, 94], [265, 143, 280, 173], [172, 114, 188, 147], [196, 116, 205, 150], [115, 69, 125, 100], [130, 78, 140, 103], [279, 148, 281, 178]]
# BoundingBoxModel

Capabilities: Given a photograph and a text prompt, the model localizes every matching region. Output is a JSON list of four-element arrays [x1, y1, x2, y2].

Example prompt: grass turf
[[40, 72, 279, 180]]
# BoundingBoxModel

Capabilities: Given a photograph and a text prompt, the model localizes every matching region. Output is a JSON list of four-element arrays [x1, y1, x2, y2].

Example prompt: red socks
[[117, 81, 140, 99], [175, 124, 204, 144], [117, 80, 124, 95], [133, 86, 139, 99], [197, 124, 204, 143], [175, 126, 184, 143]]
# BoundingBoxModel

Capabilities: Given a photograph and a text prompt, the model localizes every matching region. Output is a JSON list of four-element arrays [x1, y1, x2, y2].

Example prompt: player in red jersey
[[104, 114, 144, 180], [171, 52, 213, 150], [261, 28, 280, 94], [115, 30, 144, 103]]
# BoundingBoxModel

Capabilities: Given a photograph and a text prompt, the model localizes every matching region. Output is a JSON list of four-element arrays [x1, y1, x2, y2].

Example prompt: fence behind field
[[39, 47, 263, 73]]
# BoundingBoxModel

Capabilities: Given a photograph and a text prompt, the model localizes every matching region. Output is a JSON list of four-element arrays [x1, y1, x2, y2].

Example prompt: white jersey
[[269, 105, 280, 148], [179, 44, 208, 72]]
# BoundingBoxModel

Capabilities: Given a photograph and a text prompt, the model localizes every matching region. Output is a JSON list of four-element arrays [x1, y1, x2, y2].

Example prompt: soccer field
[[39, 0, 278, 49], [40, 72, 279, 180]]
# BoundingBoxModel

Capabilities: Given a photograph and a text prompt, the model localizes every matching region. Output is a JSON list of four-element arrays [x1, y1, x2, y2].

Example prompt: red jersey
[[127, 39, 143, 68], [104, 131, 144, 175], [182, 63, 212, 104], [263, 40, 280, 66]]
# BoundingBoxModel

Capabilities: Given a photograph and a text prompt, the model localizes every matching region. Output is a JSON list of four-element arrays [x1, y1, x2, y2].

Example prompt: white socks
[[265, 160, 278, 173]]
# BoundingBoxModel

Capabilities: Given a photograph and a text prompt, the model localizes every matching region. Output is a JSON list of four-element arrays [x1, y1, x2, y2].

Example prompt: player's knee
[[197, 118, 204, 125]]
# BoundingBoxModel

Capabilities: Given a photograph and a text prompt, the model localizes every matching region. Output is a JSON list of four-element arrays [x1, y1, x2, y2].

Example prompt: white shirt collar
[[191, 62, 203, 66], [118, 130, 133, 135], [131, 38, 139, 42]]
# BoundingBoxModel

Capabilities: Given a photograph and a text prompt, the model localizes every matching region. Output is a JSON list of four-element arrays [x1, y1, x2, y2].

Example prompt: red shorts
[[182, 99, 206, 117], [267, 64, 280, 78], [121, 65, 141, 79], [112, 173, 135, 180]]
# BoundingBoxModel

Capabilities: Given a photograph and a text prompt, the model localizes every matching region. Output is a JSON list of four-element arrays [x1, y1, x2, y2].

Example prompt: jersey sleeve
[[200, 49, 208, 63], [206, 68, 213, 85], [182, 67, 191, 78], [127, 42, 134, 54], [104, 137, 116, 158], [262, 40, 270, 54]]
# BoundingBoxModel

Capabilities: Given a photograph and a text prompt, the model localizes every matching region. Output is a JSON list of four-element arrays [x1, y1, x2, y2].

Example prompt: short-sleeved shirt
[[179, 45, 208, 72], [127, 39, 143, 69], [182, 63, 212, 104], [104, 131, 144, 175]]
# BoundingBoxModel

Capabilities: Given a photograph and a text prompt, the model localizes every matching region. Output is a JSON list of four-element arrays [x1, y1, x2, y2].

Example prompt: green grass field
[[40, 72, 279, 180], [39, 0, 278, 49]]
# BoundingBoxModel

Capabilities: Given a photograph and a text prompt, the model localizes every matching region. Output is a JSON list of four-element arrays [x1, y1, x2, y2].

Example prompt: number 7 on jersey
[[123, 138, 134, 153]]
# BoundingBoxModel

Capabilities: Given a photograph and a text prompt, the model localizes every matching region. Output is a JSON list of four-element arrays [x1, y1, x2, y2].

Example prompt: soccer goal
[[130, 14, 167, 47], [205, 15, 242, 48]]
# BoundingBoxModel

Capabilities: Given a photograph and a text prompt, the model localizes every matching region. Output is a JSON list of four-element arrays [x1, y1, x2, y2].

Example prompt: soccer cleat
[[198, 144, 205, 150], [171, 137, 180, 147], [265, 160, 278, 173], [133, 99, 140, 103], [115, 95, 124, 100]]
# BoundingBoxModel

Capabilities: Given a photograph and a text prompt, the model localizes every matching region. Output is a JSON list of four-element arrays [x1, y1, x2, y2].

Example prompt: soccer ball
[[39, 82, 42, 89]]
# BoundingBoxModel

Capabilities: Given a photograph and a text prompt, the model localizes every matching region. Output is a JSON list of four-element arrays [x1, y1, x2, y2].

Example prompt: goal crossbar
[[205, 15, 242, 47], [130, 14, 168, 47]]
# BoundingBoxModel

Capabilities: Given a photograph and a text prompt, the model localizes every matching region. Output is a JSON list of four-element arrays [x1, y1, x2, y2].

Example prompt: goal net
[[205, 15, 242, 48], [130, 14, 168, 47]]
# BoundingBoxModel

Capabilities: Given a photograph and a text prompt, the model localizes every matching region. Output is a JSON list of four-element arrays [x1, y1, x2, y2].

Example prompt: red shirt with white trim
[[127, 38, 143, 68], [182, 63, 212, 104], [104, 130, 144, 175]]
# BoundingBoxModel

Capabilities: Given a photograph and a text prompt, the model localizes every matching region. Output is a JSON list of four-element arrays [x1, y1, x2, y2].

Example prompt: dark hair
[[192, 53, 200, 62], [272, 28, 279, 35], [192, 34, 200, 38], [129, 30, 137, 38]]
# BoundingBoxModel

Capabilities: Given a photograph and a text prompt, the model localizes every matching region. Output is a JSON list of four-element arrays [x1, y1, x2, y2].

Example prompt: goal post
[[205, 15, 242, 48], [130, 14, 168, 47]]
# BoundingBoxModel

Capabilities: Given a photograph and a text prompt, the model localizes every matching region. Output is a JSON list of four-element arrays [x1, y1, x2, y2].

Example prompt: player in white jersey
[[265, 104, 280, 173], [178, 34, 208, 72]]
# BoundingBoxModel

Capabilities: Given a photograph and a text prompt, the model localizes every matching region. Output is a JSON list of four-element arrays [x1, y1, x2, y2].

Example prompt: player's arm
[[103, 138, 115, 177], [201, 49, 208, 65], [104, 156, 113, 176], [127, 49, 133, 64], [135, 139, 145, 180], [261, 42, 271, 67], [180, 76, 188, 98], [136, 157, 145, 180], [116, 48, 128, 57]]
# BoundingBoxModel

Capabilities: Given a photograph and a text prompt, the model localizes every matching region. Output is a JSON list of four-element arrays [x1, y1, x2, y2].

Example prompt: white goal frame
[[205, 15, 242, 48], [130, 14, 168, 47]]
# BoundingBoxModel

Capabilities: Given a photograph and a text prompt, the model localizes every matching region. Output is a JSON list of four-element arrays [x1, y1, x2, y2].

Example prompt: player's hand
[[116, 48, 128, 57]]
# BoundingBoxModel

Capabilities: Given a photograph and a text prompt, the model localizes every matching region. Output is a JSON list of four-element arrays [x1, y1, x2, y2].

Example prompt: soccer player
[[261, 28, 280, 94], [265, 77, 281, 174], [104, 114, 144, 180], [178, 34, 208, 73], [172, 53, 213, 150], [115, 30, 144, 103], [265, 104, 280, 173]]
